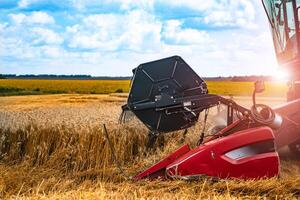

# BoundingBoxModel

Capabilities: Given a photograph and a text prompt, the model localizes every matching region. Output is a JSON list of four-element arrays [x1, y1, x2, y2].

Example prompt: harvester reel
[[126, 56, 208, 133]]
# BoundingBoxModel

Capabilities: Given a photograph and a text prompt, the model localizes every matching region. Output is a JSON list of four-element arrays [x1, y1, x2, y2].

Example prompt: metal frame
[[262, 0, 300, 62]]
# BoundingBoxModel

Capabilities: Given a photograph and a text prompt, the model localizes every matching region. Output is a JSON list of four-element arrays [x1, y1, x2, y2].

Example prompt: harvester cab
[[119, 1, 300, 180], [262, 0, 300, 98]]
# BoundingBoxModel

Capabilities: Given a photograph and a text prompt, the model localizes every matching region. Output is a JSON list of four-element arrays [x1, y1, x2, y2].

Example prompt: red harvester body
[[122, 0, 300, 180]]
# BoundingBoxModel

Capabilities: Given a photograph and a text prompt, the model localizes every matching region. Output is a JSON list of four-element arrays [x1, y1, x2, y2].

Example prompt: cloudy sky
[[0, 0, 279, 77]]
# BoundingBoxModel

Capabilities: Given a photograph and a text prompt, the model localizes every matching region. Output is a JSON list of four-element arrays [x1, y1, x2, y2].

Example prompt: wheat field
[[0, 79, 288, 97], [0, 94, 299, 199]]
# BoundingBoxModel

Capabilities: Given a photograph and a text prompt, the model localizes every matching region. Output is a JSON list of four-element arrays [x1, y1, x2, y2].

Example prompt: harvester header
[[119, 0, 300, 181]]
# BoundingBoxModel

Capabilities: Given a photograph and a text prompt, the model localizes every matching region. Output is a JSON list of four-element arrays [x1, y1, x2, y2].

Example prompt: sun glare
[[271, 68, 291, 82]]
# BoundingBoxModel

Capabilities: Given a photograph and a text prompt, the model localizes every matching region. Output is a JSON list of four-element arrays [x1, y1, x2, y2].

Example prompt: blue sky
[[0, 0, 279, 77]]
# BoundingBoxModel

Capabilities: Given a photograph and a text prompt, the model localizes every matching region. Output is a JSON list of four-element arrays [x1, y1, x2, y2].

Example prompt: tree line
[[0, 74, 273, 81]]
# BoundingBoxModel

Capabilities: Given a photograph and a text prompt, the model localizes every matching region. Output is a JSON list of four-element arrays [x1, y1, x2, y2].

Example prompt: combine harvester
[[121, 0, 300, 180]]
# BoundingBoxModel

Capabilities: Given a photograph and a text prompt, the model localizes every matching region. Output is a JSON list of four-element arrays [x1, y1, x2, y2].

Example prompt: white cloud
[[10, 12, 55, 25], [70, 0, 154, 11], [0, 16, 63, 60], [18, 0, 40, 8], [32, 27, 63, 45], [161, 0, 214, 11], [40, 46, 65, 58], [10, 13, 26, 24], [203, 0, 256, 28], [1, 0, 278, 77], [0, 37, 38, 59], [163, 20, 213, 46], [67, 10, 162, 51], [28, 12, 55, 24], [0, 23, 7, 31], [108, 0, 154, 10], [156, 0, 257, 29], [66, 0, 256, 29], [66, 13, 124, 50]]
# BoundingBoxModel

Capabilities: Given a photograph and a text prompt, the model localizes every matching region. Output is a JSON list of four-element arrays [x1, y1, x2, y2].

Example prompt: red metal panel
[[133, 144, 190, 180], [166, 127, 279, 179], [273, 99, 300, 148]]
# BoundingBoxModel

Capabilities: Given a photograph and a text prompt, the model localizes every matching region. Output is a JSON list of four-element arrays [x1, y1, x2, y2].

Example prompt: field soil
[[0, 94, 299, 199]]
